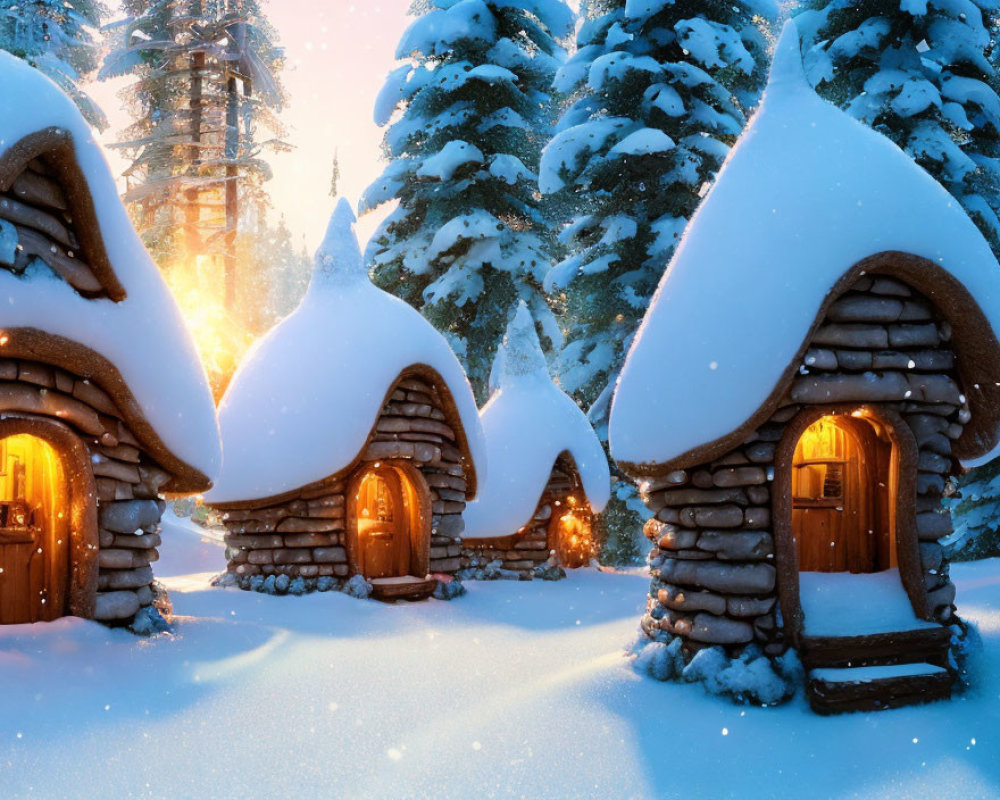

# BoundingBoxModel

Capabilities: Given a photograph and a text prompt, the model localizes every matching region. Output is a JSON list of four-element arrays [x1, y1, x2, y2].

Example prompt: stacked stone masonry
[[638, 275, 965, 656], [223, 375, 470, 583], [462, 455, 582, 575], [0, 157, 109, 298], [0, 356, 168, 623]]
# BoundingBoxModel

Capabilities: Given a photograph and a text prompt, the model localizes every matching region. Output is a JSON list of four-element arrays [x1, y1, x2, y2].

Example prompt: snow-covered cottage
[[206, 200, 485, 601], [462, 303, 610, 576], [0, 53, 220, 627], [611, 22, 1000, 713]]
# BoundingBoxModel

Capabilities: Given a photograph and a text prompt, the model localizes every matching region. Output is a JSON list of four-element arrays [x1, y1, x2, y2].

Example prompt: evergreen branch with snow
[[362, 0, 574, 403]]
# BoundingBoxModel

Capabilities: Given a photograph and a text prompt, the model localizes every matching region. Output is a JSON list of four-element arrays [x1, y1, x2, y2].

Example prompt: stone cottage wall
[[221, 374, 470, 586], [638, 275, 966, 656], [371, 375, 467, 574], [462, 455, 582, 576], [0, 356, 168, 624]]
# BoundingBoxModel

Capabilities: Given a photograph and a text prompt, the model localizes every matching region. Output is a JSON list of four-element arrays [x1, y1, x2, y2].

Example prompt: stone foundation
[[637, 275, 965, 657]]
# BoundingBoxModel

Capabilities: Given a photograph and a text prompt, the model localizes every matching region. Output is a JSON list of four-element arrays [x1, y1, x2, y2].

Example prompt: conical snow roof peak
[[206, 194, 487, 504], [464, 300, 611, 539], [312, 197, 367, 286], [499, 301, 549, 385], [766, 19, 811, 99]]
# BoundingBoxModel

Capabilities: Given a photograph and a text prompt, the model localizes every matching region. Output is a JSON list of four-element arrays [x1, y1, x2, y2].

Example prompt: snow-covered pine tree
[[949, 458, 1000, 560], [539, 0, 776, 563], [102, 0, 287, 267], [102, 0, 288, 398], [257, 215, 311, 325], [0, 0, 108, 128], [361, 0, 574, 402], [796, 0, 1000, 250]]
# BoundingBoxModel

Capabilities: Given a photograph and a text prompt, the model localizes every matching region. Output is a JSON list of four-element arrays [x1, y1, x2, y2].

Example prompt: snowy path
[[0, 517, 998, 799]]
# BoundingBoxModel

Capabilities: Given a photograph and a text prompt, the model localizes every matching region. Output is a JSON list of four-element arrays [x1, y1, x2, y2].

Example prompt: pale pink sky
[[90, 0, 416, 253]]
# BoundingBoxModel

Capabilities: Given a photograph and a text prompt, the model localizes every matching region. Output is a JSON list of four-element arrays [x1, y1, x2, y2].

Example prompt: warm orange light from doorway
[[796, 415, 842, 460], [0, 434, 70, 624], [0, 435, 65, 527], [556, 507, 595, 568], [791, 411, 899, 574]]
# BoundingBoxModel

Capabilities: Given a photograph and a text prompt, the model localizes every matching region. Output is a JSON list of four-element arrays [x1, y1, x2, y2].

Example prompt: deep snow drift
[[0, 514, 997, 799]]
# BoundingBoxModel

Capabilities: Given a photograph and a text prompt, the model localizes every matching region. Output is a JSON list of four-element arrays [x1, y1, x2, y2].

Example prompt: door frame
[[346, 460, 432, 580], [0, 414, 98, 621], [772, 404, 927, 646]]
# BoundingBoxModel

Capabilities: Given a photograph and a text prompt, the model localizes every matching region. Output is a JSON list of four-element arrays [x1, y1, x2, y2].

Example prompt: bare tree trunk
[[224, 72, 239, 310], [185, 50, 206, 259]]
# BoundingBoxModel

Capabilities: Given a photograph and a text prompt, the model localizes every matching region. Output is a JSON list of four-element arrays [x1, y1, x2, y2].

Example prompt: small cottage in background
[[206, 199, 486, 601], [0, 53, 221, 628], [462, 303, 610, 577], [610, 22, 1000, 713]]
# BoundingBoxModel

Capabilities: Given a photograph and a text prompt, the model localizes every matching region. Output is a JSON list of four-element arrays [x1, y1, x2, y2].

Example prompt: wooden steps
[[801, 626, 955, 714], [808, 663, 953, 714], [801, 626, 951, 668], [369, 575, 437, 602]]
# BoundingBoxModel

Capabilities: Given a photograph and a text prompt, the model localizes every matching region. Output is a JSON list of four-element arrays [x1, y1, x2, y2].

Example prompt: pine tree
[[101, 0, 288, 398], [0, 1, 108, 128], [256, 215, 311, 325], [951, 460, 1000, 560], [102, 0, 288, 269], [540, 0, 776, 563], [361, 0, 574, 402], [796, 0, 1000, 249]]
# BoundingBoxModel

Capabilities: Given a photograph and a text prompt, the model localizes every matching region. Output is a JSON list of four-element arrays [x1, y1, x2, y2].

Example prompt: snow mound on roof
[[0, 51, 219, 483], [206, 199, 486, 504], [609, 20, 1000, 470], [463, 302, 609, 539]]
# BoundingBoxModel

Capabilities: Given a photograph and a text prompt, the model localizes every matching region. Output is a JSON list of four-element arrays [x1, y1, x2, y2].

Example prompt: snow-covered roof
[[463, 303, 609, 539], [205, 199, 486, 505], [609, 20, 1000, 474], [0, 52, 220, 491]]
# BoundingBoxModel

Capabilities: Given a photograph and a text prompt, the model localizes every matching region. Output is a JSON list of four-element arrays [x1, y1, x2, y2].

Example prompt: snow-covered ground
[[1, 514, 998, 799]]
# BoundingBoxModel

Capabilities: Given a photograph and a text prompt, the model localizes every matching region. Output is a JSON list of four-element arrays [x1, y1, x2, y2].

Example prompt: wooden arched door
[[355, 468, 411, 579], [349, 462, 431, 580], [0, 433, 71, 623], [791, 414, 895, 573]]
